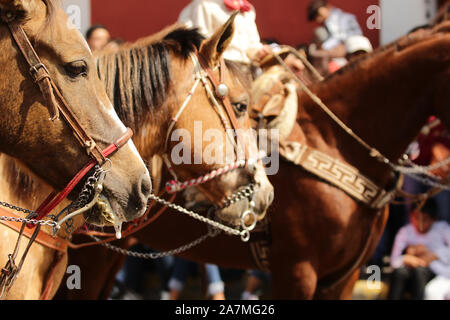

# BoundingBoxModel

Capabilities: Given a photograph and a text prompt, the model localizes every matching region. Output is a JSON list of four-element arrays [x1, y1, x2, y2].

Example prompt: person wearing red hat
[[178, 0, 304, 77]]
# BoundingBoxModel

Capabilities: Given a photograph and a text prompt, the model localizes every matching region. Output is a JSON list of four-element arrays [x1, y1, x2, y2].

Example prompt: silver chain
[[56, 166, 105, 234], [221, 184, 255, 208], [0, 214, 57, 227], [148, 193, 249, 240], [88, 232, 215, 260]]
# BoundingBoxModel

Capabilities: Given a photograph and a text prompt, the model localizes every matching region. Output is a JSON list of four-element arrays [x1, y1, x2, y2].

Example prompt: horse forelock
[[96, 26, 207, 132]]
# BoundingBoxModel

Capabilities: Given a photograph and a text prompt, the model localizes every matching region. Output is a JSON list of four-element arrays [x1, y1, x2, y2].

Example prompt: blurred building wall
[[380, 0, 437, 45], [89, 0, 380, 47]]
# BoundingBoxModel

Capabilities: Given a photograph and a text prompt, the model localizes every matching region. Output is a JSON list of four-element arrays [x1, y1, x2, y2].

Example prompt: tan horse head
[[97, 14, 274, 226], [0, 0, 151, 224]]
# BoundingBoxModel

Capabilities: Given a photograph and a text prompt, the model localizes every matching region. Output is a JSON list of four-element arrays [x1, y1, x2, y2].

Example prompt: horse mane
[[95, 25, 204, 131]]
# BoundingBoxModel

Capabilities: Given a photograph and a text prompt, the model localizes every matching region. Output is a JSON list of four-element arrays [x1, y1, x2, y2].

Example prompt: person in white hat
[[178, 0, 304, 78], [345, 35, 373, 61]]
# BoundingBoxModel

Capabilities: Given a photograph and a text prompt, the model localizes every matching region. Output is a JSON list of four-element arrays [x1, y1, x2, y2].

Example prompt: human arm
[[390, 226, 427, 268], [309, 43, 347, 59]]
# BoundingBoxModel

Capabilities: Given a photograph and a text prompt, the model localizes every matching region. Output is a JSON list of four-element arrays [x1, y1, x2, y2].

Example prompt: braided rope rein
[[165, 159, 247, 194]]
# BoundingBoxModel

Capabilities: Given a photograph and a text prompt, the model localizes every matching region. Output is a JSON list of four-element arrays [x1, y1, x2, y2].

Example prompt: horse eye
[[65, 61, 88, 78], [233, 102, 248, 114]]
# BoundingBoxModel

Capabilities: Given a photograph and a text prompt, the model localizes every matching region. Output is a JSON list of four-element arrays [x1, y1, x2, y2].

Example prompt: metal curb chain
[[221, 184, 255, 208], [88, 232, 215, 260], [55, 166, 105, 234], [148, 193, 250, 242], [71, 166, 105, 209], [0, 214, 57, 227]]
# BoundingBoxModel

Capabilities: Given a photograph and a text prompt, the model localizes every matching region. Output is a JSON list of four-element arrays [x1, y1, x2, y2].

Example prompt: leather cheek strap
[[197, 55, 250, 161], [7, 22, 106, 165]]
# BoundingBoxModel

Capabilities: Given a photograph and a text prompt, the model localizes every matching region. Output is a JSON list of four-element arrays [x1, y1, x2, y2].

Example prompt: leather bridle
[[163, 50, 257, 202], [197, 54, 251, 162]]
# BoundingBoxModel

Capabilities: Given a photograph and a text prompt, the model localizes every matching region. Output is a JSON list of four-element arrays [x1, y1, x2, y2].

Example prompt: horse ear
[[199, 11, 237, 65], [0, 0, 33, 22]]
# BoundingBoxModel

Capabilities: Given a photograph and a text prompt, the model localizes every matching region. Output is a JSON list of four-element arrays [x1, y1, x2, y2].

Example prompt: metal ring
[[102, 158, 113, 173], [241, 210, 258, 232], [240, 230, 250, 242]]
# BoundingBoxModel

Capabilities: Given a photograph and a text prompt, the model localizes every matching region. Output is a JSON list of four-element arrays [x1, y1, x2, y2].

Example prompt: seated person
[[307, 0, 363, 63], [168, 257, 225, 300], [388, 199, 450, 300]]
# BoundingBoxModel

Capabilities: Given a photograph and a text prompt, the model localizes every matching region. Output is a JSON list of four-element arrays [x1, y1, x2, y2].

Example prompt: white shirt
[[324, 7, 363, 45], [390, 221, 450, 278], [178, 0, 263, 64]]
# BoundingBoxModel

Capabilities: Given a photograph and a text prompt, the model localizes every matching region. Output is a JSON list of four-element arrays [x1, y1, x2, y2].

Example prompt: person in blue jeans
[[114, 245, 174, 300], [241, 270, 271, 300], [168, 258, 225, 300]]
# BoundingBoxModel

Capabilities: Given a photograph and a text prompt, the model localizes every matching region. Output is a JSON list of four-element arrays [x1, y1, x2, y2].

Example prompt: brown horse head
[[96, 14, 274, 227], [0, 0, 152, 225]]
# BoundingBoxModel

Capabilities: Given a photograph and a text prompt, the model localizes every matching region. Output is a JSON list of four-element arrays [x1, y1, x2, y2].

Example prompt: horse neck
[[0, 154, 52, 211], [300, 38, 443, 183], [0, 154, 80, 234]]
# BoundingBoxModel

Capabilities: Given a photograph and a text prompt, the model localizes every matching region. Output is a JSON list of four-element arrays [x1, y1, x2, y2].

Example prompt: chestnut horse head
[[0, 0, 151, 225], [96, 14, 274, 226]]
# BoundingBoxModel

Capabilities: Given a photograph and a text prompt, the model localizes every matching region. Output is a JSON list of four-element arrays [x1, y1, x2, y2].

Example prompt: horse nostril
[[140, 175, 152, 198]]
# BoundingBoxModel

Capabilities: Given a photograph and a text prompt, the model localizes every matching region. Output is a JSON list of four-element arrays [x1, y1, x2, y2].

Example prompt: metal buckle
[[29, 63, 49, 77]]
